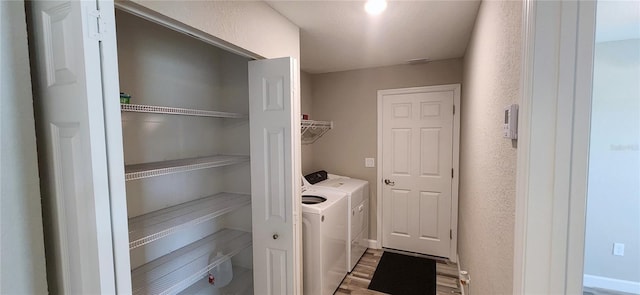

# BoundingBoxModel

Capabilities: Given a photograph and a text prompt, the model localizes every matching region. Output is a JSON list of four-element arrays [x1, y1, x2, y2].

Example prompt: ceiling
[[266, 0, 481, 73]]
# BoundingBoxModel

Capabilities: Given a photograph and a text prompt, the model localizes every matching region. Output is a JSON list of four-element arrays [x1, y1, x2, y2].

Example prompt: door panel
[[420, 128, 441, 176], [249, 57, 299, 295], [391, 189, 411, 236], [381, 85, 458, 258], [419, 192, 439, 239], [392, 103, 412, 119], [265, 128, 287, 221], [266, 249, 288, 294], [421, 102, 441, 118], [391, 128, 411, 174], [28, 0, 119, 293]]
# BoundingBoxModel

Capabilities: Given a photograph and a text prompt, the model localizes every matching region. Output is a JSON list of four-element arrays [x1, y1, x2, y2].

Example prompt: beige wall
[[300, 71, 315, 174], [458, 1, 521, 294], [309, 60, 463, 238], [301, 71, 314, 117], [0, 1, 48, 293]]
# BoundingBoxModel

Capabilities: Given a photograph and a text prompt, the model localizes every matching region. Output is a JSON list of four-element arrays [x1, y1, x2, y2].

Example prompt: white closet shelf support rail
[[301, 119, 333, 144], [121, 103, 247, 118], [131, 229, 252, 295], [125, 155, 250, 181], [128, 193, 251, 249]]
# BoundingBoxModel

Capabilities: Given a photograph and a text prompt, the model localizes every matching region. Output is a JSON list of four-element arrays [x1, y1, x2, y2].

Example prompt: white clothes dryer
[[312, 174, 369, 272], [301, 186, 348, 295]]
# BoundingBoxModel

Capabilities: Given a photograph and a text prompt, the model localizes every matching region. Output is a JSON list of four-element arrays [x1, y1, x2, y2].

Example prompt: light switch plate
[[365, 158, 375, 168]]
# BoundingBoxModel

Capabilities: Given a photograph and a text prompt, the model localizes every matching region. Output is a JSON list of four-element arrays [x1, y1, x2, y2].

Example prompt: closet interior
[[116, 9, 254, 294]]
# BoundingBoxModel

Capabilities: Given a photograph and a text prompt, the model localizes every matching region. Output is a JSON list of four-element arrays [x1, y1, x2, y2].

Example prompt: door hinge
[[450, 229, 453, 240], [453, 105, 456, 115], [88, 9, 107, 41], [451, 169, 454, 178]]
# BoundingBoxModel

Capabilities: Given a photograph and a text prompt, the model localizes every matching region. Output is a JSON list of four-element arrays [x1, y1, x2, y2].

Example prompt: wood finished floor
[[335, 248, 462, 295]]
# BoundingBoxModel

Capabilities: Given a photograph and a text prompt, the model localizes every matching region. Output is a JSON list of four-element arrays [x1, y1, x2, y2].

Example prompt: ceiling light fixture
[[365, 0, 387, 15]]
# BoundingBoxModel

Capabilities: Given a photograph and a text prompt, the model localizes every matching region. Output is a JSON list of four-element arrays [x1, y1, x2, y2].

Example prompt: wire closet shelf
[[128, 192, 251, 249], [121, 103, 246, 118], [124, 155, 250, 181], [301, 119, 333, 144]]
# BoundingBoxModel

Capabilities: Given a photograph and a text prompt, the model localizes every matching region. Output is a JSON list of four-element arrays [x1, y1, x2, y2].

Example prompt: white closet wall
[[115, 9, 253, 289]]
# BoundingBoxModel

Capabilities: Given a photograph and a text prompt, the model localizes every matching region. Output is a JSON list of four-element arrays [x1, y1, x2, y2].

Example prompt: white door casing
[[28, 0, 124, 293], [513, 1, 597, 294], [249, 57, 301, 295], [378, 85, 460, 260]]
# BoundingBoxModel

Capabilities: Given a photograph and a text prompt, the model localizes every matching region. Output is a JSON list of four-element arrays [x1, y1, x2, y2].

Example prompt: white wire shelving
[[178, 265, 253, 295], [301, 119, 333, 144], [125, 155, 250, 181], [121, 103, 246, 119], [128, 193, 251, 249], [131, 229, 252, 295]]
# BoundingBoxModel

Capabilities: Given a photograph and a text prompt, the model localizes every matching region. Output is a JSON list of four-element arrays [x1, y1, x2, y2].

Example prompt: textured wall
[[0, 1, 48, 293], [309, 60, 463, 238], [130, 0, 300, 61], [458, 1, 521, 294]]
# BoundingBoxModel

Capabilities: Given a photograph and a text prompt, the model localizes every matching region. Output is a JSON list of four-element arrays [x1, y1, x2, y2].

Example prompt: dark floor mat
[[368, 251, 436, 295]]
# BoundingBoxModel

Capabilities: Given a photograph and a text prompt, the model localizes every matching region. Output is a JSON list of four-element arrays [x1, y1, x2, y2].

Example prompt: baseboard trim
[[583, 274, 640, 294], [457, 253, 465, 295], [366, 239, 380, 249]]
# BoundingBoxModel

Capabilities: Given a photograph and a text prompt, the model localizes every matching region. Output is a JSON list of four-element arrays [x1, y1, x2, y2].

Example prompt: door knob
[[384, 179, 395, 186]]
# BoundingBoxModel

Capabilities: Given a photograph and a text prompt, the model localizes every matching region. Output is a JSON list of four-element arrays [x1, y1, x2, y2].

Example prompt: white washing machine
[[301, 186, 348, 295], [313, 174, 369, 272]]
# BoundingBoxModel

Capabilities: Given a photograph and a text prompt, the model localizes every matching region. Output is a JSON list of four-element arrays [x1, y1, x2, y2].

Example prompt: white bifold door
[[28, 0, 300, 293], [28, 0, 127, 293], [249, 58, 302, 295]]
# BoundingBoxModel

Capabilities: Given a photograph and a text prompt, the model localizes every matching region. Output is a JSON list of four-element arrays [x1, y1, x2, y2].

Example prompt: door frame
[[376, 84, 460, 262], [513, 0, 596, 293], [108, 5, 302, 294]]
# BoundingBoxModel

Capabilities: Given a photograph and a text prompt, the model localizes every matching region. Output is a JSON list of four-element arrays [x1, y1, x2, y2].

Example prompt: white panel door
[[380, 85, 459, 258], [249, 57, 300, 295], [28, 0, 128, 293]]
